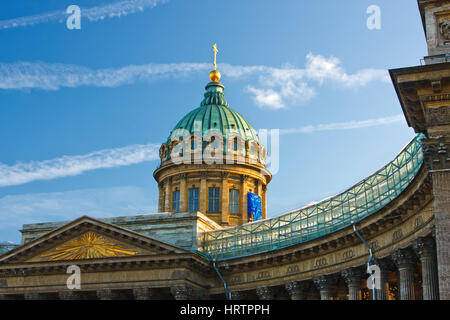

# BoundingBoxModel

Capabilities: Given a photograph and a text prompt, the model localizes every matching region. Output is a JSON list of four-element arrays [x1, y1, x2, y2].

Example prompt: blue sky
[[0, 0, 426, 243]]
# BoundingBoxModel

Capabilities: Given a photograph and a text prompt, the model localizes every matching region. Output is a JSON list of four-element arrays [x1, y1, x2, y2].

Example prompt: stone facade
[[21, 212, 221, 250]]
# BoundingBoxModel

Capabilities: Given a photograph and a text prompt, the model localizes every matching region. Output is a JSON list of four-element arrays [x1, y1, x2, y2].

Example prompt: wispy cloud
[[0, 143, 160, 187], [0, 0, 167, 30], [0, 115, 403, 188], [0, 53, 389, 109], [239, 53, 389, 109], [0, 62, 210, 90], [279, 114, 404, 135]]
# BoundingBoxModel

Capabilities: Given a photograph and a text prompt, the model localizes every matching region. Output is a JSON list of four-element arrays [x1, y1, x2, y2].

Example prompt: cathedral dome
[[166, 82, 259, 144]]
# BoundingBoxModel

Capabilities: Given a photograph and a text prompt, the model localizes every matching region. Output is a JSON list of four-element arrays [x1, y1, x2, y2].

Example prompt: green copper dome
[[167, 82, 259, 143]]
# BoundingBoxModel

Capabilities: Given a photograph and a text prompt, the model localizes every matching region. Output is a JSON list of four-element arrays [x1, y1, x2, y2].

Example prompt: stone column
[[413, 236, 440, 300], [179, 173, 187, 212], [392, 248, 416, 300], [158, 182, 164, 212], [164, 177, 172, 212], [221, 172, 229, 225], [133, 287, 156, 300], [314, 275, 333, 300], [240, 175, 248, 224], [262, 185, 267, 219], [374, 259, 394, 300], [170, 284, 193, 300], [285, 281, 307, 300], [255, 286, 274, 300], [336, 280, 348, 300], [199, 172, 207, 214], [422, 138, 450, 299], [341, 268, 362, 300]]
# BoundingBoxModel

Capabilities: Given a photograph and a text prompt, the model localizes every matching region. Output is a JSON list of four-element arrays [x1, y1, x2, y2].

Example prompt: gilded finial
[[209, 43, 221, 82], [213, 43, 218, 70]]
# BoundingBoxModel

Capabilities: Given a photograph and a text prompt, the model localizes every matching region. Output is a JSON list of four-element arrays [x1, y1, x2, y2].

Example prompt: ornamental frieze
[[425, 105, 450, 126]]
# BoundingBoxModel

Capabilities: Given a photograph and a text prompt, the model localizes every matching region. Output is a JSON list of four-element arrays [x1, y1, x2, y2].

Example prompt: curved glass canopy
[[200, 134, 424, 260]]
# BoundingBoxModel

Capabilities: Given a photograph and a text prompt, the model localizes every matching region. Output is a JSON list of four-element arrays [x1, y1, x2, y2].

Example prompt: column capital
[[314, 275, 335, 300], [170, 284, 194, 300], [392, 248, 417, 269], [285, 281, 308, 300], [255, 286, 275, 300], [341, 267, 363, 285], [179, 173, 187, 179], [240, 174, 249, 182], [422, 137, 450, 171], [313, 275, 335, 290], [133, 287, 156, 300], [413, 236, 436, 259], [374, 258, 396, 272]]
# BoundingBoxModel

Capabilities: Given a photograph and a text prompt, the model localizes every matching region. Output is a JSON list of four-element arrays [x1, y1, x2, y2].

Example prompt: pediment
[[0, 216, 188, 264]]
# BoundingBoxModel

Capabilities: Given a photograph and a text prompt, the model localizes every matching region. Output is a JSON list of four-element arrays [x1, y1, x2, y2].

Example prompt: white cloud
[[0, 54, 389, 109], [0, 0, 167, 30], [0, 143, 160, 187], [0, 62, 210, 90], [246, 86, 285, 109], [227, 53, 389, 109], [279, 114, 404, 135]]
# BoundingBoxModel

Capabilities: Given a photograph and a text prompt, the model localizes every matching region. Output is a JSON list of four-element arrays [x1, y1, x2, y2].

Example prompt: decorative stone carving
[[240, 174, 249, 182], [422, 138, 450, 171], [170, 284, 193, 300], [284, 281, 307, 300], [159, 144, 168, 161], [255, 286, 274, 300], [425, 105, 450, 125], [439, 19, 450, 43], [313, 275, 334, 300]]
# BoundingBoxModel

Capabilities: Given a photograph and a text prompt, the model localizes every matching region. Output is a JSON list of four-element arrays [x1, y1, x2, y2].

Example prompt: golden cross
[[213, 43, 218, 70]]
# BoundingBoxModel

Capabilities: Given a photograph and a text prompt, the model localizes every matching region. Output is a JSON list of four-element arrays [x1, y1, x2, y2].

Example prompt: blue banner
[[247, 192, 262, 221]]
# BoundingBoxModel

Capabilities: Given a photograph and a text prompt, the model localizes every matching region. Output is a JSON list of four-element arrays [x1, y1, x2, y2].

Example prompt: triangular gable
[[0, 216, 189, 264]]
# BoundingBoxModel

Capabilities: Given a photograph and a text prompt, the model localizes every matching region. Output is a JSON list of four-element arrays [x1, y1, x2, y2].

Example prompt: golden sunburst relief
[[41, 232, 137, 260]]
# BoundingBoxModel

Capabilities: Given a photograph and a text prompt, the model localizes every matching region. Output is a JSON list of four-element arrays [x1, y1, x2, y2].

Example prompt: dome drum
[[153, 74, 271, 227]]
